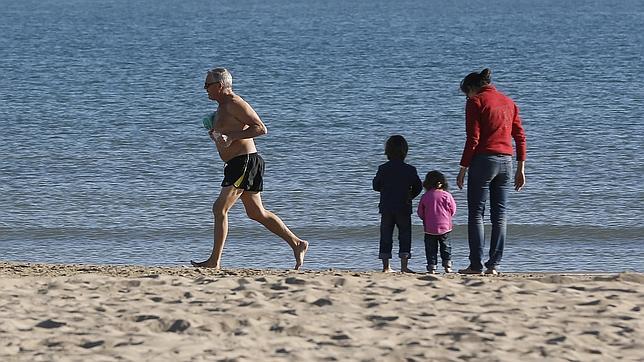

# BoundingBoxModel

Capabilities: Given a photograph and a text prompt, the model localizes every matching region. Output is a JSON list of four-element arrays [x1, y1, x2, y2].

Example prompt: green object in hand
[[202, 111, 216, 130]]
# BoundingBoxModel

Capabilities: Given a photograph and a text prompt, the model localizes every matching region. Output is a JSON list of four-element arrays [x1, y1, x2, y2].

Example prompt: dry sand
[[0, 262, 642, 361]]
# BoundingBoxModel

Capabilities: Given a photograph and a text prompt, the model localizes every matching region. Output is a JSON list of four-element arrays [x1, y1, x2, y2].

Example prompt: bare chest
[[213, 110, 245, 132]]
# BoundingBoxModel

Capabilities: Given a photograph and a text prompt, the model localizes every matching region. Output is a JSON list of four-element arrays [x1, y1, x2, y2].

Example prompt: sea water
[[1, 0, 642, 272]]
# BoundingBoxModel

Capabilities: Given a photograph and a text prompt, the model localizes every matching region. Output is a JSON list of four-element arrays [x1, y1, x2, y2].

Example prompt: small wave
[[1, 224, 642, 243]]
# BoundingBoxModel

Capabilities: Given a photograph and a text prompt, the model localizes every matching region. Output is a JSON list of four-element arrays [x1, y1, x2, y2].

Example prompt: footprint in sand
[[43, 340, 62, 348], [134, 315, 160, 322], [35, 319, 66, 329], [312, 298, 333, 307], [270, 284, 289, 291], [80, 340, 104, 349], [580, 330, 600, 336], [284, 325, 306, 336], [546, 336, 566, 345], [114, 339, 144, 347], [285, 277, 306, 285], [417, 275, 440, 282], [367, 315, 399, 322], [166, 319, 190, 333], [330, 333, 351, 341], [233, 278, 252, 291], [194, 277, 217, 285], [577, 299, 602, 306], [121, 280, 141, 288], [433, 293, 454, 301]]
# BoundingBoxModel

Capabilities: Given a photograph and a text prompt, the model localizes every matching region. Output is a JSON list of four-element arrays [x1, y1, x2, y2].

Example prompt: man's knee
[[245, 208, 266, 222], [212, 200, 228, 217]]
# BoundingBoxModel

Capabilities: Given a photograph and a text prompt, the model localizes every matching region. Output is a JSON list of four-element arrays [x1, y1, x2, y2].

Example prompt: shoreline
[[1, 262, 642, 361], [2, 261, 640, 277]]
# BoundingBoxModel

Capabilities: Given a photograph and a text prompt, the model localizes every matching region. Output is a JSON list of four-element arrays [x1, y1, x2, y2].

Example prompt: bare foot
[[401, 267, 416, 274], [190, 259, 220, 270], [382, 267, 395, 273], [294, 240, 309, 270]]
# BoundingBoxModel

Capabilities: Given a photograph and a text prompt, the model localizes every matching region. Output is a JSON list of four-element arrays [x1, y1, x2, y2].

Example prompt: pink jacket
[[417, 189, 456, 235]]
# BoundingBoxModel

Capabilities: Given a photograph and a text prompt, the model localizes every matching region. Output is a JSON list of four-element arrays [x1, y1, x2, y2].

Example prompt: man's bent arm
[[226, 124, 267, 142], [226, 99, 268, 141]]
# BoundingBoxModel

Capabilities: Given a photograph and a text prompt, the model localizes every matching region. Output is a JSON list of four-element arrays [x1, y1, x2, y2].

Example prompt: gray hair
[[207, 68, 233, 89]]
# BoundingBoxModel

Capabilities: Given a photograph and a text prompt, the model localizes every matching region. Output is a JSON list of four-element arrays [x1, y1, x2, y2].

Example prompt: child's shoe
[[426, 264, 437, 274], [443, 261, 453, 274]]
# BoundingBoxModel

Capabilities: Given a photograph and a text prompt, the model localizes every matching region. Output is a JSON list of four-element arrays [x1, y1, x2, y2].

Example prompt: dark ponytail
[[423, 170, 449, 191], [460, 68, 492, 94]]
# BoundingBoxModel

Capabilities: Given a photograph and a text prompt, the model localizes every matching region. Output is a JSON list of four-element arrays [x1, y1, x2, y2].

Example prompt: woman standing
[[456, 68, 527, 275]]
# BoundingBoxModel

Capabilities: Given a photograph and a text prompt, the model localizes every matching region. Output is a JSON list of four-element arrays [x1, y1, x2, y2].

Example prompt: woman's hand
[[456, 166, 467, 190], [514, 161, 526, 191]]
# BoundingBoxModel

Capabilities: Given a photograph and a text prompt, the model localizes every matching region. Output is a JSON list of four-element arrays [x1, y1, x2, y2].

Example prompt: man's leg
[[240, 191, 308, 270], [191, 185, 244, 269]]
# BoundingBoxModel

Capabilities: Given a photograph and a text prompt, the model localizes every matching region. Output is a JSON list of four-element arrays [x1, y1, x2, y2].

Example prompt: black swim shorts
[[221, 153, 264, 192]]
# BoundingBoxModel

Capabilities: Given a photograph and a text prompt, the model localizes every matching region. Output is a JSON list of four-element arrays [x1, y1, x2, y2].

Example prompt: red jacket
[[459, 85, 527, 167]]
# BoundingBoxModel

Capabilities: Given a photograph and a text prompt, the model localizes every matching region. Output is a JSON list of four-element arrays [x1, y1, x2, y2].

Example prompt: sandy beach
[[0, 262, 642, 361]]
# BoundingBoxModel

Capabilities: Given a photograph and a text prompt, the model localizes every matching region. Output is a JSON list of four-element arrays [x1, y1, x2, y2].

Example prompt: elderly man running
[[191, 68, 308, 270]]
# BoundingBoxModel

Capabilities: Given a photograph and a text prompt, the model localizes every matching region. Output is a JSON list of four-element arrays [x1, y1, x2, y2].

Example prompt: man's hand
[[209, 130, 233, 148], [218, 133, 233, 147], [456, 166, 467, 190]]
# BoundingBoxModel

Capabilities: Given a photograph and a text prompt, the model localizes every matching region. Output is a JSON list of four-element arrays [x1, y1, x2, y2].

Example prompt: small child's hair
[[423, 170, 449, 191], [385, 135, 408, 161]]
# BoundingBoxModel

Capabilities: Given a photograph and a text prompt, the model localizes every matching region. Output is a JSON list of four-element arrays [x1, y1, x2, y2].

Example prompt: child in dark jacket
[[373, 135, 422, 273]]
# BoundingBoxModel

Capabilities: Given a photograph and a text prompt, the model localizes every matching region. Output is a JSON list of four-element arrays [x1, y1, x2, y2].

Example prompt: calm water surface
[[0, 0, 642, 272]]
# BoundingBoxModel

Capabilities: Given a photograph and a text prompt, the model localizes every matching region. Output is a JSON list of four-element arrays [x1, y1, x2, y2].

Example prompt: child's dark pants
[[424, 232, 452, 267], [379, 211, 412, 259]]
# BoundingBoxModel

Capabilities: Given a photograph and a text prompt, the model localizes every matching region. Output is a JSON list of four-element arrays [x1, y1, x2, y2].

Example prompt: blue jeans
[[467, 154, 512, 271], [424, 232, 451, 267], [379, 211, 412, 259]]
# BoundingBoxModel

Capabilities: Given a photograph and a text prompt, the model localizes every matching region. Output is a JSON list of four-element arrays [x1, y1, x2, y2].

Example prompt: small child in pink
[[417, 170, 457, 274]]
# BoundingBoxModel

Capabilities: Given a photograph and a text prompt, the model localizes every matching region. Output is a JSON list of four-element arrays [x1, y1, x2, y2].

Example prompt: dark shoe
[[458, 267, 483, 275], [484, 268, 498, 275], [426, 265, 437, 274], [443, 261, 453, 273]]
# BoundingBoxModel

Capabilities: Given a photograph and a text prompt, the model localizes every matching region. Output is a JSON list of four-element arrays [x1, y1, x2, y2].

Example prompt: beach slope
[[1, 262, 642, 361]]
